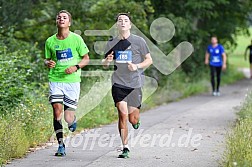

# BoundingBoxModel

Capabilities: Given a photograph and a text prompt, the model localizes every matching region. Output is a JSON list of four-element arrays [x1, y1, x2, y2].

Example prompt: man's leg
[[49, 82, 66, 156], [52, 102, 66, 156], [63, 83, 80, 132], [117, 101, 130, 158], [112, 85, 132, 158], [210, 65, 216, 95], [128, 107, 140, 129], [117, 101, 129, 148], [64, 106, 77, 132], [250, 64, 252, 78], [128, 107, 139, 125], [128, 88, 142, 129], [52, 103, 64, 145], [216, 66, 222, 94]]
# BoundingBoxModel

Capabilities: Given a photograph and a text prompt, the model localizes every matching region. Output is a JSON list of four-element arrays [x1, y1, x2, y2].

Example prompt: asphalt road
[[7, 78, 252, 167]]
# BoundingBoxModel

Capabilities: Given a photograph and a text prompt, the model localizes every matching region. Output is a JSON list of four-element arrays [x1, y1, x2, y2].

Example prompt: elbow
[[149, 57, 153, 65], [85, 54, 90, 63]]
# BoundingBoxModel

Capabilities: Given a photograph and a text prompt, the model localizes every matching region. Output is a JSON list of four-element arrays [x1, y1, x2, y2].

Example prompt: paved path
[[7, 78, 252, 167]]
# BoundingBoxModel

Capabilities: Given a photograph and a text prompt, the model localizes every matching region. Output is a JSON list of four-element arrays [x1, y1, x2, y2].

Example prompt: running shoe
[[132, 119, 140, 129], [55, 144, 66, 156], [118, 147, 130, 158], [68, 116, 77, 132]]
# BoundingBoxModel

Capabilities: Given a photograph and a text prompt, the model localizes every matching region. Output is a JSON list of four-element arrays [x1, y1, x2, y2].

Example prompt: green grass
[[0, 67, 244, 166], [0, 47, 246, 166], [227, 27, 252, 68], [222, 91, 252, 166], [142, 66, 244, 108], [77, 93, 117, 129], [228, 55, 249, 68], [0, 90, 52, 165], [221, 29, 252, 166]]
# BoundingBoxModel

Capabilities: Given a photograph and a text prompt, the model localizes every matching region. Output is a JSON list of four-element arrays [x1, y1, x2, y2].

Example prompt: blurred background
[[0, 0, 252, 165]]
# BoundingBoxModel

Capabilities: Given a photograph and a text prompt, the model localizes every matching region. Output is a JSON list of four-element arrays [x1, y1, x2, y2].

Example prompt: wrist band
[[75, 65, 80, 71], [44, 59, 49, 66]]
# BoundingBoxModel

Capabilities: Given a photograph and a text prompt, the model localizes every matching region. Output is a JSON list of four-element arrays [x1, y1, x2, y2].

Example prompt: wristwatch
[[75, 65, 80, 71]]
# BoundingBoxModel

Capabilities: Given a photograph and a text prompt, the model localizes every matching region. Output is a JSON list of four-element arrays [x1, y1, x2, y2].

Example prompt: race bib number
[[56, 48, 73, 62], [212, 56, 220, 63], [115, 50, 132, 63]]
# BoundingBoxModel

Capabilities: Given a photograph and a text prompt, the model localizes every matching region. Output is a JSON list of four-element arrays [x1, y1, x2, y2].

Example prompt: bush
[[0, 85, 52, 165], [0, 37, 47, 112]]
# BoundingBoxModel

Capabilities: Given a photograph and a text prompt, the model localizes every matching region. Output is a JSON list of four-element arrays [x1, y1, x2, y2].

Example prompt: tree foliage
[[1, 0, 252, 108]]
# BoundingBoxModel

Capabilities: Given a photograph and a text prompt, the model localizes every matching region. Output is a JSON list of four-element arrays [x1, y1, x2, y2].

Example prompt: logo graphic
[[53, 17, 194, 143]]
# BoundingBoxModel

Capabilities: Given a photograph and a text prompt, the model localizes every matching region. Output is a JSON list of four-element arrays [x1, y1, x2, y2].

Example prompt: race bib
[[56, 48, 73, 62], [212, 56, 221, 63], [115, 50, 132, 63]]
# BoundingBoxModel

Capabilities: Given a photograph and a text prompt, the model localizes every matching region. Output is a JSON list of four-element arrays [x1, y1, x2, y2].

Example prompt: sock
[[53, 119, 63, 145], [123, 144, 129, 149]]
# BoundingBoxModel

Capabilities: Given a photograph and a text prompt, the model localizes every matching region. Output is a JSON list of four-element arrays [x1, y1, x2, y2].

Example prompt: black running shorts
[[112, 84, 142, 109]]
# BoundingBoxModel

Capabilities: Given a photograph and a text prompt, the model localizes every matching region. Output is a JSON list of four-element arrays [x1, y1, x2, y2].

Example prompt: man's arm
[[102, 51, 114, 69], [222, 52, 227, 70], [128, 53, 153, 71], [205, 52, 209, 65], [137, 53, 153, 69], [78, 54, 90, 68], [244, 46, 249, 61], [65, 54, 90, 74]]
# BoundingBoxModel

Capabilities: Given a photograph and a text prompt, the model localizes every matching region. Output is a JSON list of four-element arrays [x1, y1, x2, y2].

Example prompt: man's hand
[[222, 64, 227, 71], [45, 60, 56, 68], [65, 66, 77, 74], [128, 62, 138, 71], [205, 59, 209, 65], [106, 51, 114, 63], [102, 51, 114, 68]]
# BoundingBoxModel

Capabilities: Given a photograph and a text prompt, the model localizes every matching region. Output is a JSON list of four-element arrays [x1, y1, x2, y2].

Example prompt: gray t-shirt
[[105, 34, 150, 88]]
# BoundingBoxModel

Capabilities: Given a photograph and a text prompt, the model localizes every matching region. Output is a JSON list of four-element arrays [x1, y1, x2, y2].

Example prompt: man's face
[[116, 15, 131, 31], [56, 12, 71, 28], [211, 37, 218, 45]]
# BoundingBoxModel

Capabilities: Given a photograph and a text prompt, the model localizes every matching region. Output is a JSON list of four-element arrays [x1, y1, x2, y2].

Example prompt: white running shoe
[[212, 91, 217, 96]]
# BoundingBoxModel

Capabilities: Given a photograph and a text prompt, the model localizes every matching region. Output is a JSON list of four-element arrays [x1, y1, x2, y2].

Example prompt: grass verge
[[0, 65, 244, 165], [222, 90, 252, 166]]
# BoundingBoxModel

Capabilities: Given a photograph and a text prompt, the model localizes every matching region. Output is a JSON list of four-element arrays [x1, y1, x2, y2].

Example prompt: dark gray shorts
[[112, 84, 142, 109]]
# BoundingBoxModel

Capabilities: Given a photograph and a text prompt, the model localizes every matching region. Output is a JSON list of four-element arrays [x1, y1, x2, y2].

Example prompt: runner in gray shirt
[[102, 13, 153, 158]]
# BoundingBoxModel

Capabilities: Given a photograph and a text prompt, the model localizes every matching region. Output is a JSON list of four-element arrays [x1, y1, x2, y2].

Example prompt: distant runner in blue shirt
[[244, 39, 252, 78], [205, 36, 227, 96]]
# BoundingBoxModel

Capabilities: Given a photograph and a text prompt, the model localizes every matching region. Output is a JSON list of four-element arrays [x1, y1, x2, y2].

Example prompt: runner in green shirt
[[44, 10, 89, 156]]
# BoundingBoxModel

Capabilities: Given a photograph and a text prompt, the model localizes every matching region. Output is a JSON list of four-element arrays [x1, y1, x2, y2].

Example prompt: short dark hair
[[211, 35, 218, 39], [56, 10, 72, 23], [115, 12, 131, 22]]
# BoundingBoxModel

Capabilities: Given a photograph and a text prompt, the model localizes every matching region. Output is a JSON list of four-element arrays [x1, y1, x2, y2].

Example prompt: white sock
[[123, 144, 129, 149]]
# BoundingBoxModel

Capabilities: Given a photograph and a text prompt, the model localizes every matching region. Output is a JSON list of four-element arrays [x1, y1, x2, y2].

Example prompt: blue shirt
[[207, 44, 225, 67]]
